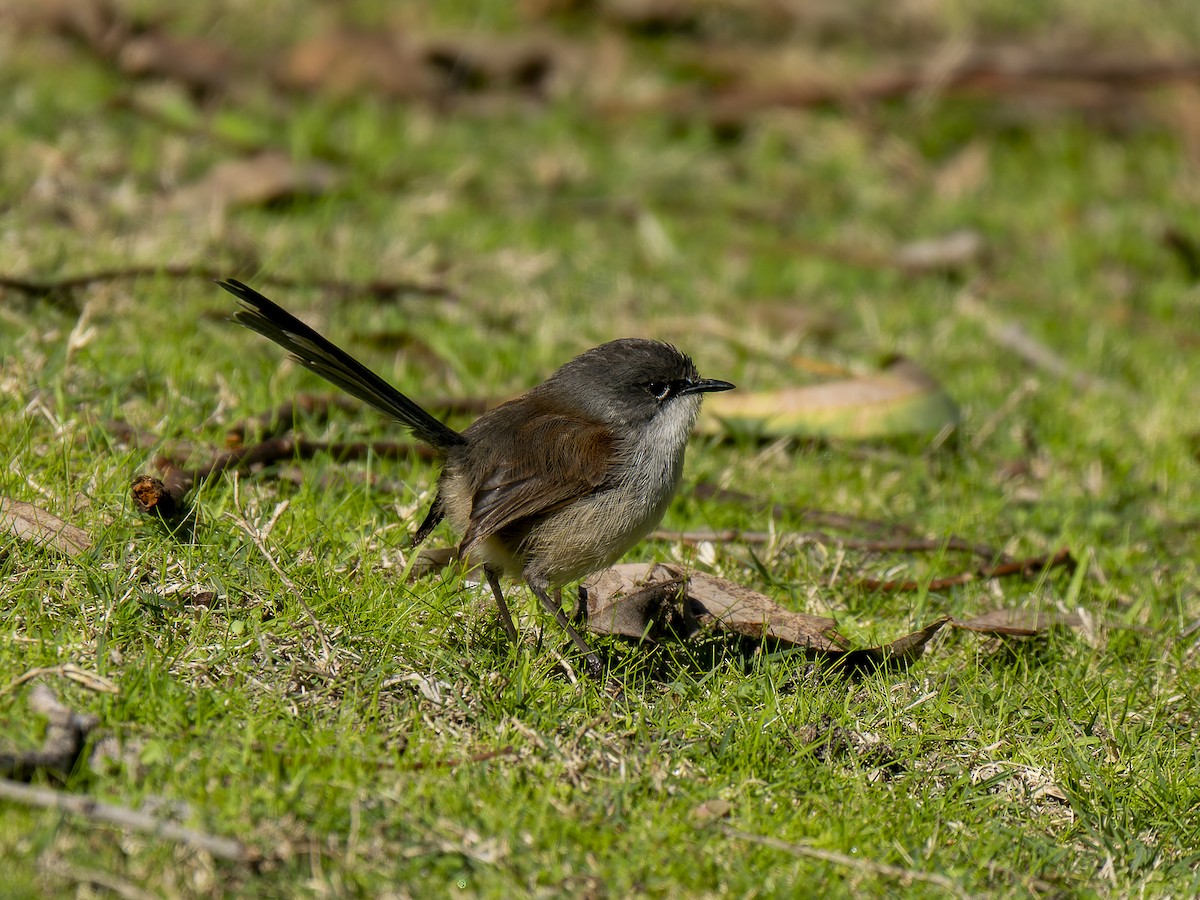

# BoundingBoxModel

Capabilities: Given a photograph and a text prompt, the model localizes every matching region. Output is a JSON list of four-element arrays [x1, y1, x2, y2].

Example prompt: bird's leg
[[525, 575, 607, 683], [484, 566, 520, 645]]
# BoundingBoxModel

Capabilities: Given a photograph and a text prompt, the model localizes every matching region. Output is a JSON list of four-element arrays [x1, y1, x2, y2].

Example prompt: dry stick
[[659, 51, 1200, 121], [722, 825, 966, 897], [225, 395, 360, 445], [652, 528, 1012, 558], [969, 377, 1039, 452], [0, 264, 455, 302], [0, 779, 249, 861], [691, 483, 1009, 562], [957, 291, 1097, 391], [140, 436, 430, 495], [858, 548, 1075, 592], [194, 436, 431, 474]]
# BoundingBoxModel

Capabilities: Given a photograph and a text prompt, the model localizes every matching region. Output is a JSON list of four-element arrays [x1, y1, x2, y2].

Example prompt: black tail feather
[[218, 279, 466, 451]]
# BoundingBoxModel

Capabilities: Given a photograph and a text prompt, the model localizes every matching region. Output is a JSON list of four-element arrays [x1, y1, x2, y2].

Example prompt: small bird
[[219, 279, 733, 681]]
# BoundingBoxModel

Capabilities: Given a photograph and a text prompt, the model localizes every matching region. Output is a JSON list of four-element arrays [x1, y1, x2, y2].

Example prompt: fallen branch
[[651, 49, 1200, 124], [125, 434, 430, 512], [0, 264, 455, 304], [691, 483, 1008, 560], [857, 548, 1075, 592], [224, 395, 360, 445], [0, 779, 250, 861], [651, 528, 1013, 560]]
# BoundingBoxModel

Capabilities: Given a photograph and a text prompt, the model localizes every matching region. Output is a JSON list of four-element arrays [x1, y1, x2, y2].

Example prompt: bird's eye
[[645, 381, 673, 402]]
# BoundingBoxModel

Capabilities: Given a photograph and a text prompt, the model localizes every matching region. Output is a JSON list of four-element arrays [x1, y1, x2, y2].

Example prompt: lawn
[[1, 1, 1198, 896]]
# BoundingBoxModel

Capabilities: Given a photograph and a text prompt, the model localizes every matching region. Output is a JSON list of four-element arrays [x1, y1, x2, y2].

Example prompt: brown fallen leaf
[[699, 356, 959, 440], [0, 498, 92, 558], [581, 564, 1090, 675], [172, 152, 341, 211], [686, 569, 851, 651], [584, 563, 849, 652], [857, 547, 1075, 592], [580, 564, 696, 641], [830, 618, 951, 675]]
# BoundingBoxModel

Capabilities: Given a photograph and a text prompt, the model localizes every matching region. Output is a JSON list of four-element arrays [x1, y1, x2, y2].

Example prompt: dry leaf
[[700, 356, 959, 440], [582, 563, 697, 642], [0, 498, 92, 558], [584, 563, 849, 652], [831, 618, 950, 675], [686, 570, 850, 651]]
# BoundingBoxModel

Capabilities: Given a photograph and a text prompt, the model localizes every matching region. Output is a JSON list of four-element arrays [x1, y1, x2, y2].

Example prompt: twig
[[694, 483, 954, 538], [858, 548, 1075, 592], [1, 665, 117, 696], [225, 395, 360, 445], [722, 825, 966, 895], [0, 264, 455, 303], [0, 779, 249, 861], [645, 49, 1200, 124], [127, 435, 431, 499], [969, 377, 1038, 451], [651, 528, 1010, 561], [177, 435, 430, 478], [957, 292, 1097, 390]]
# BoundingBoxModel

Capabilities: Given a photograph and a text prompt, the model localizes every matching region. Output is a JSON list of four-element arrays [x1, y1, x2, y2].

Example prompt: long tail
[[218, 279, 466, 451]]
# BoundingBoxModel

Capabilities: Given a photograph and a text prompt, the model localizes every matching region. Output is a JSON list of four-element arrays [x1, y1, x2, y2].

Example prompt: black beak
[[678, 378, 735, 396]]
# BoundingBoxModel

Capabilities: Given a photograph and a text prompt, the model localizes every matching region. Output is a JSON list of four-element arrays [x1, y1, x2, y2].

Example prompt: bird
[[218, 279, 733, 682]]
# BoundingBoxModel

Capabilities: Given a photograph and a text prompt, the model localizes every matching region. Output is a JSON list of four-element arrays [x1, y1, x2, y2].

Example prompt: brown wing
[[458, 412, 616, 557]]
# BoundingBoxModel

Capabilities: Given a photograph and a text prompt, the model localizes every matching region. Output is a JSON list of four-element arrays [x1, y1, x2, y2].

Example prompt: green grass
[[2, 1, 1199, 896]]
